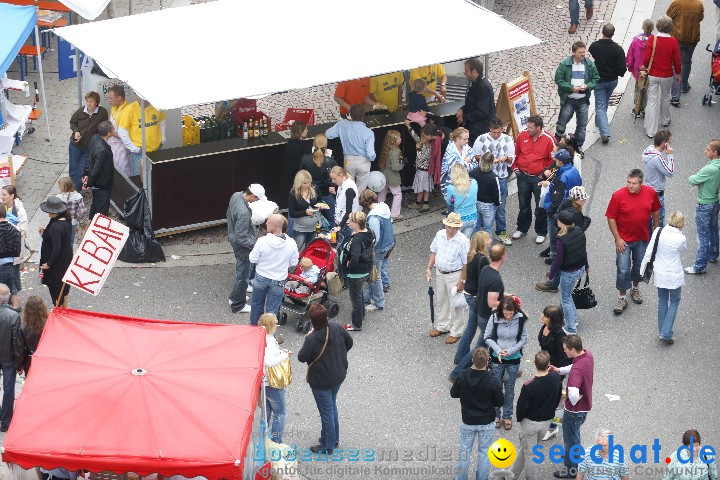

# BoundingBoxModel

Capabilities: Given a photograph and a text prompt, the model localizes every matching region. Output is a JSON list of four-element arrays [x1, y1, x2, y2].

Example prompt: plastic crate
[[235, 112, 272, 138], [274, 108, 315, 132]]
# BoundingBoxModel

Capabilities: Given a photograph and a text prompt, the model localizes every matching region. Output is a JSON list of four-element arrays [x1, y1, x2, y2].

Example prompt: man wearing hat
[[425, 213, 470, 343], [227, 184, 265, 314], [541, 149, 582, 259]]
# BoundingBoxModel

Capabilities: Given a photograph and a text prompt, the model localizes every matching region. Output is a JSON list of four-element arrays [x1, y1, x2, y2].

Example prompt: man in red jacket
[[511, 115, 556, 244]]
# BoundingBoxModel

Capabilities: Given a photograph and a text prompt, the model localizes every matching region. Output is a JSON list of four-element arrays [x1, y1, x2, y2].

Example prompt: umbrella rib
[[148, 372, 255, 409], [148, 332, 254, 370]]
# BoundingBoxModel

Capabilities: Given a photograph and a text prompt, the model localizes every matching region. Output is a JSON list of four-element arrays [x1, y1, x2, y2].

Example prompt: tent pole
[[129, 0, 132, 15], [75, 47, 81, 108], [159, 0, 163, 9], [140, 99, 150, 206], [34, 27, 51, 141], [484, 53, 490, 81]]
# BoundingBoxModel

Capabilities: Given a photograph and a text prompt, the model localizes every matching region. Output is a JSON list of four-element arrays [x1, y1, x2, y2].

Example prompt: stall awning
[[2, 309, 266, 480], [0, 4, 36, 77], [54, 0, 542, 110], [58, 0, 111, 21]]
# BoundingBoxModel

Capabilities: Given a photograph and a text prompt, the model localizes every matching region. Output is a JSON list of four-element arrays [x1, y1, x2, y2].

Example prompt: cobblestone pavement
[[7, 0, 615, 250]]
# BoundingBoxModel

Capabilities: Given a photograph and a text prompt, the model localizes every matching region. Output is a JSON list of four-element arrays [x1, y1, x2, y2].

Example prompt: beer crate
[[274, 108, 315, 132]]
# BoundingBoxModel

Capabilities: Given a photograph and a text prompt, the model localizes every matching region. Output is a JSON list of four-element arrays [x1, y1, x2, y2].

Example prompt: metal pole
[[129, 0, 132, 15], [159, 0, 163, 9], [484, 53, 490, 82], [140, 99, 147, 191], [34, 27, 51, 141], [75, 46, 82, 108]]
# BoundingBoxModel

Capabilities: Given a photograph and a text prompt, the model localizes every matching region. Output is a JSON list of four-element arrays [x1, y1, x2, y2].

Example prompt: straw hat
[[442, 212, 463, 228]]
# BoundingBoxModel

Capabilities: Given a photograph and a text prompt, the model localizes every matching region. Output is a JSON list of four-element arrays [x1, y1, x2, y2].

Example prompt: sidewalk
[[11, 0, 655, 269]]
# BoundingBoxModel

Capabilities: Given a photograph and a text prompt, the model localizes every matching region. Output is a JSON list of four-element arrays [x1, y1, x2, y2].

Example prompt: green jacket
[[554, 56, 600, 104], [688, 158, 720, 204]]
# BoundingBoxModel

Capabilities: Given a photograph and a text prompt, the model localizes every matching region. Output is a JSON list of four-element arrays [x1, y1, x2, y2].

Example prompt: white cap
[[248, 183, 266, 201]]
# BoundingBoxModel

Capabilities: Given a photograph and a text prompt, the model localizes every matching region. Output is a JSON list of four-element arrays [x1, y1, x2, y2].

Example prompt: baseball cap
[[248, 183, 266, 201], [569, 186, 589, 200], [552, 149, 572, 164]]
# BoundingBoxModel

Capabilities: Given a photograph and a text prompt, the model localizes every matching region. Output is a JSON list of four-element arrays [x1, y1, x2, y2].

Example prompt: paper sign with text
[[62, 214, 129, 296]]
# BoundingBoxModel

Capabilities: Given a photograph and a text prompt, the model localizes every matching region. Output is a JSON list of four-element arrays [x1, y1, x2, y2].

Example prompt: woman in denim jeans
[[483, 297, 528, 430], [547, 211, 589, 334], [470, 152, 500, 235], [640, 211, 686, 345], [259, 313, 291, 443], [453, 231, 491, 367], [444, 164, 478, 238]]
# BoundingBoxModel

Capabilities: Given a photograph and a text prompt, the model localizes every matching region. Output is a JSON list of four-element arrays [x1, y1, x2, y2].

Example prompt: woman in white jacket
[[259, 313, 291, 443], [641, 211, 687, 345]]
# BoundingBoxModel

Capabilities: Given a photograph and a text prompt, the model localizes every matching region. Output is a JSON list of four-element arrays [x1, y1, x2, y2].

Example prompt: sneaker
[[495, 231, 513, 245], [535, 235, 546, 244], [630, 288, 643, 304], [709, 258, 718, 264], [601, 136, 609, 144], [542, 428, 559, 441], [535, 282, 558, 293], [539, 247, 550, 258], [365, 304, 383, 312], [383, 285, 390, 293], [684, 266, 706, 274], [544, 257, 554, 265], [246, 284, 253, 293], [681, 85, 691, 94], [659, 337, 675, 345], [407, 202, 421, 209], [232, 304, 251, 314], [670, 99, 680, 107], [512, 230, 526, 240], [613, 298, 628, 315], [419, 204, 431, 213]]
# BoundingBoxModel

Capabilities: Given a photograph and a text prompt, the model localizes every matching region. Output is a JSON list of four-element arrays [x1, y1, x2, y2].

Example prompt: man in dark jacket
[[83, 120, 115, 218], [0, 208, 21, 303], [227, 184, 264, 313], [456, 58, 496, 143], [589, 23, 627, 144], [0, 283, 22, 432], [451, 347, 503, 480]]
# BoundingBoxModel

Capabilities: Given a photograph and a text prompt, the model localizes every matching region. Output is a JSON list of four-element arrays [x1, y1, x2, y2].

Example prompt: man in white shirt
[[249, 214, 299, 326]]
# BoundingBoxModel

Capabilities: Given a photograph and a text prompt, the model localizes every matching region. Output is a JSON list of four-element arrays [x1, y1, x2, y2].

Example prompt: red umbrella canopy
[[2, 309, 266, 480]]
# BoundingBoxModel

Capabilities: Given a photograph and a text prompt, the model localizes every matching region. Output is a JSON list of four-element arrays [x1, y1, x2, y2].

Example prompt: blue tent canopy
[[0, 4, 36, 77]]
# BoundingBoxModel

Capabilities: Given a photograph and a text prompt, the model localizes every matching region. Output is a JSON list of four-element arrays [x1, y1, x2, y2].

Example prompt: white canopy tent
[[58, 0, 112, 21], [55, 0, 542, 110]]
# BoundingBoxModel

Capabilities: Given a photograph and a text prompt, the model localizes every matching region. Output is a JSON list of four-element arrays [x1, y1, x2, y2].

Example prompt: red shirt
[[512, 129, 556, 176], [605, 185, 661, 242], [643, 34, 681, 78], [565, 349, 594, 413], [334, 78, 370, 115]]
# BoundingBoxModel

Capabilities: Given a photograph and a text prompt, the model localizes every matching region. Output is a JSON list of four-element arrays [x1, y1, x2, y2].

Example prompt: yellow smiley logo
[[488, 438, 517, 469]]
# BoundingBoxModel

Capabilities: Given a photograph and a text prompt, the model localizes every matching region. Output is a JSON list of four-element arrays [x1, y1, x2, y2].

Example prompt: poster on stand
[[495, 70, 537, 140]]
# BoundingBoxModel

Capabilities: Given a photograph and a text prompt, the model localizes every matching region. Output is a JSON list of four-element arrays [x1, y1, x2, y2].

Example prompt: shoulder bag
[[572, 272, 597, 309], [306, 327, 330, 383], [641, 226, 664, 283], [636, 36, 657, 92], [267, 356, 292, 389]]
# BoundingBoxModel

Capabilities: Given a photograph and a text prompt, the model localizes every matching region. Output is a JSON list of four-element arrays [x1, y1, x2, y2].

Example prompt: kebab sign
[[62, 214, 129, 296]]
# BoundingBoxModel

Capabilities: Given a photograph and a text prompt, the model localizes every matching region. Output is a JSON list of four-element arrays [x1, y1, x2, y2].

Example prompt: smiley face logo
[[488, 438, 516, 468]]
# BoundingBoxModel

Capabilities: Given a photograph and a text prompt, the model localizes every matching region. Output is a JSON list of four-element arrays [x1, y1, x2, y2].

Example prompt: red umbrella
[[2, 309, 266, 480]]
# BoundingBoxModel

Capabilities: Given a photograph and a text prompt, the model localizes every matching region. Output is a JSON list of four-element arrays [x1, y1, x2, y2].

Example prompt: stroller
[[278, 237, 339, 333], [701, 39, 720, 106]]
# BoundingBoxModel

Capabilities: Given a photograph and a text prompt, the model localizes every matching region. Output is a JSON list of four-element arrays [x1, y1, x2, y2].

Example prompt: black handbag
[[572, 272, 597, 309], [641, 226, 664, 284]]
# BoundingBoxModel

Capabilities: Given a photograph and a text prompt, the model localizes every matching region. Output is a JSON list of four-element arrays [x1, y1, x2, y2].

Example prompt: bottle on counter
[[254, 118, 260, 138], [262, 117, 268, 137], [242, 121, 249, 140], [248, 118, 254, 139]]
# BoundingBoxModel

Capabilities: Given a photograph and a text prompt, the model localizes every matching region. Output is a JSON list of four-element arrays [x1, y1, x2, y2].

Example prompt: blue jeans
[[90, 188, 112, 219], [266, 386, 287, 443], [130, 151, 142, 177], [229, 247, 251, 311], [474, 202, 496, 234], [291, 230, 315, 252], [455, 421, 494, 480], [693, 201, 720, 271], [454, 294, 478, 365], [556, 97, 589, 150], [560, 266, 585, 333], [68, 143, 88, 192], [460, 219, 476, 240], [594, 80, 617, 137], [616, 240, 649, 291], [491, 362, 520, 419], [649, 194, 666, 230], [657, 287, 681, 340], [1, 359, 16, 429], [311, 383, 341, 450], [451, 316, 490, 379], [562, 410, 588, 471], [250, 274, 286, 326], [569, 0, 593, 25], [516, 172, 548, 236], [495, 177, 508, 234], [321, 193, 336, 227], [364, 249, 388, 308], [671, 42, 697, 99]]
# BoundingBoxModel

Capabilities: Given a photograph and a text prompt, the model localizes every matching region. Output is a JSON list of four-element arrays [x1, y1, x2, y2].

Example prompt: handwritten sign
[[62, 214, 129, 296], [0, 156, 15, 189]]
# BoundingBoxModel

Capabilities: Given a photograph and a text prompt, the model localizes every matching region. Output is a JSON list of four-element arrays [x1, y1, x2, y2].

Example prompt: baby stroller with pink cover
[[278, 237, 339, 333], [701, 39, 720, 106]]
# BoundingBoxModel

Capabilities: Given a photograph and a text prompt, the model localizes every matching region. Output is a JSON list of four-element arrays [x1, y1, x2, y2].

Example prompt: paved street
[[2, 0, 720, 479]]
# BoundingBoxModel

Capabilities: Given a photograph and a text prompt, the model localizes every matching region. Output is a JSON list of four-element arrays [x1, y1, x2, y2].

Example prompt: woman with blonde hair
[[288, 170, 325, 251], [440, 127, 477, 197], [377, 130, 404, 220], [640, 211, 686, 345], [300, 133, 338, 225], [444, 163, 478, 238], [329, 166, 359, 241], [452, 231, 492, 373], [258, 313, 292, 442]]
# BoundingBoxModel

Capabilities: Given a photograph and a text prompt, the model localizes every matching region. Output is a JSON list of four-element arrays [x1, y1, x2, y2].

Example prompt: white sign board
[[62, 214, 130, 296]]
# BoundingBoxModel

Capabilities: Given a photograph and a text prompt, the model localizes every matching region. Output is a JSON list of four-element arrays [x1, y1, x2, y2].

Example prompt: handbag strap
[[648, 226, 664, 266], [308, 327, 330, 371], [574, 271, 590, 289], [647, 36, 658, 73]]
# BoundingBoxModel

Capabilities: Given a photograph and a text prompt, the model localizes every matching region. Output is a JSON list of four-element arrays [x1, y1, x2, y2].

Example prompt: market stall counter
[[115, 101, 462, 235]]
